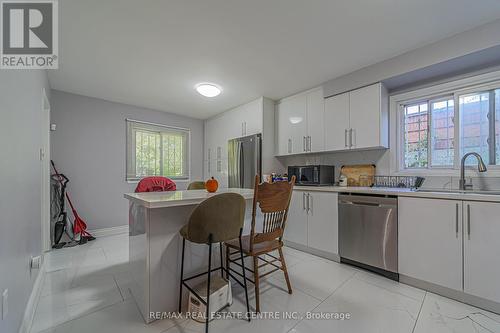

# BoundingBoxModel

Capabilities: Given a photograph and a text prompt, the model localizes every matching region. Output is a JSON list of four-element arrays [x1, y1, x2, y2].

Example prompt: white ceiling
[[49, 0, 500, 119]]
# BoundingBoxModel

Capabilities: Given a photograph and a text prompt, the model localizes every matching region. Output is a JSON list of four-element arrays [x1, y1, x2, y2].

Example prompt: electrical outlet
[[2, 289, 8, 320]]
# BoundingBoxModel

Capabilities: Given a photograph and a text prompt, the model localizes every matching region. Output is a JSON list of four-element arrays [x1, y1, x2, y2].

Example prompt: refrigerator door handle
[[255, 136, 261, 179], [239, 141, 244, 187]]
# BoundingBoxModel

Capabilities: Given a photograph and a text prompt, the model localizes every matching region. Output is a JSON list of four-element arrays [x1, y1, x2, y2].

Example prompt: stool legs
[[219, 242, 224, 278], [238, 231, 250, 321], [205, 234, 213, 333], [178, 237, 186, 313]]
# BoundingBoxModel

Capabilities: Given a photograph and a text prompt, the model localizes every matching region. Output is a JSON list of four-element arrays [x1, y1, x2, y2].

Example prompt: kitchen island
[[124, 188, 255, 323]]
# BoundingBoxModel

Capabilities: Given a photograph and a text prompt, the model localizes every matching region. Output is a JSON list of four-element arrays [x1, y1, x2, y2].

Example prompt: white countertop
[[124, 188, 255, 208], [293, 185, 500, 202]]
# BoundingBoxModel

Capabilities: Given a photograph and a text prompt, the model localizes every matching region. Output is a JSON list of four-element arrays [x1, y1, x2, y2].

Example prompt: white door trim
[[41, 88, 51, 252]]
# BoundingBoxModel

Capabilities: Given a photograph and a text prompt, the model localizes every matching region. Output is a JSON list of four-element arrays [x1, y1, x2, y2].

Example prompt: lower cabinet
[[399, 197, 500, 304], [398, 197, 463, 291], [463, 201, 500, 303], [284, 190, 338, 256]]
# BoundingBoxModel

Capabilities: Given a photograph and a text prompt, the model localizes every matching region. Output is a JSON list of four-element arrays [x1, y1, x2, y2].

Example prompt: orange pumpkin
[[205, 177, 218, 193]]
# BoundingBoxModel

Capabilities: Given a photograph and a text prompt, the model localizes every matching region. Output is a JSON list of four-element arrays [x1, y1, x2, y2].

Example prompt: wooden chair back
[[249, 175, 296, 251]]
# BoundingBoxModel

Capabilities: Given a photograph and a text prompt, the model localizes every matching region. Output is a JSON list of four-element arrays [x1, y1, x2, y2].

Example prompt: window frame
[[126, 119, 191, 182], [390, 69, 500, 176]]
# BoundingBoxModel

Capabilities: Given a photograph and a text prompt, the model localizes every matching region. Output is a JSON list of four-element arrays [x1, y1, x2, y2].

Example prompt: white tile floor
[[32, 234, 500, 333]]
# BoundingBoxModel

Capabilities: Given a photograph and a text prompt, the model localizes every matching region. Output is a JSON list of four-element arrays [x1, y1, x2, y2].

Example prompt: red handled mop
[[51, 161, 95, 243]]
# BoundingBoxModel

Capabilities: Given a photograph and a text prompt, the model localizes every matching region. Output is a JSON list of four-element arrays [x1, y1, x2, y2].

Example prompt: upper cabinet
[[276, 83, 388, 156], [204, 97, 276, 181], [276, 87, 324, 155], [348, 83, 388, 149], [324, 92, 350, 151], [325, 82, 388, 151]]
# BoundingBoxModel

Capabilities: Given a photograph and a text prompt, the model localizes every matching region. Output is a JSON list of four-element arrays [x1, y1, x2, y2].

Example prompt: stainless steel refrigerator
[[228, 134, 262, 188]]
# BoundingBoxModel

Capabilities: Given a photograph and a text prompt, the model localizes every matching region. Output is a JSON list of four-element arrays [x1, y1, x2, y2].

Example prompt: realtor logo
[[1, 0, 58, 69]]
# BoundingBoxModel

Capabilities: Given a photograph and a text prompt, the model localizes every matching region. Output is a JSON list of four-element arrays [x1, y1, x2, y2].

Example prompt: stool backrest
[[186, 192, 246, 243], [187, 181, 206, 190], [250, 175, 296, 251], [135, 176, 176, 192]]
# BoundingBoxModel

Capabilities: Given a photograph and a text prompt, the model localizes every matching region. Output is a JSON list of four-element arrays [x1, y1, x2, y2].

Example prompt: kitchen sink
[[415, 188, 500, 195]]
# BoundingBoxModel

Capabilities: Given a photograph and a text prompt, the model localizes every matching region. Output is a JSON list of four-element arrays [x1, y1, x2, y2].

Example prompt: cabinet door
[[349, 83, 381, 149], [463, 201, 500, 303], [283, 190, 308, 246], [307, 192, 338, 254], [398, 197, 463, 291], [324, 93, 350, 151], [277, 95, 307, 155], [242, 98, 263, 136], [306, 89, 324, 152]]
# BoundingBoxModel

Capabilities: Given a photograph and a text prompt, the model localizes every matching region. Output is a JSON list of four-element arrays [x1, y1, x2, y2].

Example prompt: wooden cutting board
[[340, 164, 376, 187]]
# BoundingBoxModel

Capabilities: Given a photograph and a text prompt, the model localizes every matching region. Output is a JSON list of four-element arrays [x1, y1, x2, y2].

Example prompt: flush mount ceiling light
[[195, 83, 222, 97]]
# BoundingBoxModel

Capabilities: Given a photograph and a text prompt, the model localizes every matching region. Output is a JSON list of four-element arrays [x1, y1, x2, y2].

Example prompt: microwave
[[287, 165, 335, 186]]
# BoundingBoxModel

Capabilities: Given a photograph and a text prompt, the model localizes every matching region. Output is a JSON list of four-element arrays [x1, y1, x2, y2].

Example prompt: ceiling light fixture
[[195, 83, 222, 97]]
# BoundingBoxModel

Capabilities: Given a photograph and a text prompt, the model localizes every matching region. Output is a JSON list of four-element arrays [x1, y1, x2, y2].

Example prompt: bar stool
[[178, 192, 251, 333]]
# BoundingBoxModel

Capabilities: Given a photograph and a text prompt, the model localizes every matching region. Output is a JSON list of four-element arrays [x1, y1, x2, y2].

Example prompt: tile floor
[[32, 234, 500, 333]]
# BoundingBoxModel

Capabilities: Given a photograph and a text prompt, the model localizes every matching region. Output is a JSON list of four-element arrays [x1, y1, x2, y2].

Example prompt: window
[[403, 97, 454, 168], [400, 82, 500, 171], [126, 120, 190, 181]]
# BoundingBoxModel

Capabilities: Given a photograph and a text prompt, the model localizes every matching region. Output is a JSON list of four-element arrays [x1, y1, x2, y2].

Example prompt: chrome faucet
[[459, 152, 487, 190]]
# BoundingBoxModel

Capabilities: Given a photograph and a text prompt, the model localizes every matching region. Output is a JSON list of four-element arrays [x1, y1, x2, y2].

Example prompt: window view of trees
[[126, 120, 189, 180]]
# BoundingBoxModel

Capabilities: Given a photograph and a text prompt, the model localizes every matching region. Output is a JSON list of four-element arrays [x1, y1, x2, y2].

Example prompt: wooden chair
[[224, 175, 296, 312]]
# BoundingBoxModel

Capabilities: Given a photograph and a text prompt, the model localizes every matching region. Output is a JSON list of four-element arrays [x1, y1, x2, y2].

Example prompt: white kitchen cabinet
[[323, 83, 388, 151], [349, 83, 388, 149], [398, 197, 463, 291], [277, 94, 307, 155], [307, 191, 338, 254], [204, 97, 275, 179], [284, 190, 338, 256], [241, 98, 263, 136], [306, 88, 325, 152], [324, 92, 350, 151], [284, 190, 308, 246], [276, 88, 325, 155], [463, 201, 500, 303]]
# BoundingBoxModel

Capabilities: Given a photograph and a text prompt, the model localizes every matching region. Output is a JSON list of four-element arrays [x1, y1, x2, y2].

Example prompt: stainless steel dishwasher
[[338, 194, 398, 280]]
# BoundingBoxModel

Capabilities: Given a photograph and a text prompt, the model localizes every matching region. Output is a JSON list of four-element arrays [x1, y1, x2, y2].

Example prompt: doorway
[[41, 88, 51, 252]]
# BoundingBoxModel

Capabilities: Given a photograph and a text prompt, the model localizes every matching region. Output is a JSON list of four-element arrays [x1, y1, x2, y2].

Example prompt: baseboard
[[18, 260, 45, 333], [400, 274, 500, 315], [88, 225, 129, 238], [283, 240, 340, 262]]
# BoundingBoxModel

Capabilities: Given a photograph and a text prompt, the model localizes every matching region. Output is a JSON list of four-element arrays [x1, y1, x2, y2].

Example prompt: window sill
[[393, 168, 500, 177]]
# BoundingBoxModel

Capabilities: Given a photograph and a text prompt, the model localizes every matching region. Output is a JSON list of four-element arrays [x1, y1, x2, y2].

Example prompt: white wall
[[50, 91, 204, 230], [322, 19, 500, 97], [0, 70, 50, 333]]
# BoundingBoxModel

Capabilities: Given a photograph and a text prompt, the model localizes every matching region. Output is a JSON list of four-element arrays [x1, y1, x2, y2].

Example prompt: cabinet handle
[[307, 136, 311, 151], [308, 193, 312, 214], [302, 192, 306, 211], [306, 193, 310, 213], [288, 138, 292, 154], [244, 121, 247, 135], [345, 129, 349, 148], [455, 203, 459, 238], [303, 136, 306, 151], [467, 204, 471, 240], [349, 129, 354, 148]]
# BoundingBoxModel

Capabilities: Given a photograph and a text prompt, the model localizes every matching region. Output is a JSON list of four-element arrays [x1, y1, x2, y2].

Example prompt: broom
[[51, 161, 95, 243]]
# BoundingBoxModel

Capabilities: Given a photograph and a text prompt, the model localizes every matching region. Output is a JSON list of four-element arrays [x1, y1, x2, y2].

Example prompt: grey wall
[[275, 149, 389, 181], [50, 91, 204, 230], [0, 70, 49, 333], [322, 19, 500, 97]]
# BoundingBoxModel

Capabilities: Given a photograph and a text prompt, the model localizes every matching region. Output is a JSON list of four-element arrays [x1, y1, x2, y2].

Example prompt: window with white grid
[[126, 120, 190, 181]]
